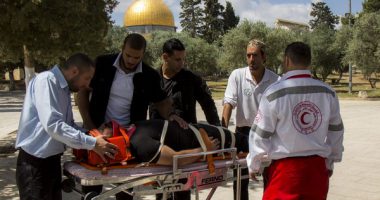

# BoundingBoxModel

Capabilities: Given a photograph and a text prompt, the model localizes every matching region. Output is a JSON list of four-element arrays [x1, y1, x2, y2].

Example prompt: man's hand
[[249, 171, 259, 181], [328, 170, 333, 177], [209, 137, 220, 151], [92, 135, 119, 163], [169, 114, 188, 129]]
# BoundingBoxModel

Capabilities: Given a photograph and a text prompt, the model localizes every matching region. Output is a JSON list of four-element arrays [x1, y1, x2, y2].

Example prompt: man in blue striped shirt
[[15, 53, 119, 200]]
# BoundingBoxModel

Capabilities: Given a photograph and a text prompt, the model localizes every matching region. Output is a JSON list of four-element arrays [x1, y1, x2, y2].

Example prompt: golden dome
[[124, 0, 175, 27]]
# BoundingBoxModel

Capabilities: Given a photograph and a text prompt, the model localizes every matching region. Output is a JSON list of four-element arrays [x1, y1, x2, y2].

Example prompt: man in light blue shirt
[[15, 53, 118, 200]]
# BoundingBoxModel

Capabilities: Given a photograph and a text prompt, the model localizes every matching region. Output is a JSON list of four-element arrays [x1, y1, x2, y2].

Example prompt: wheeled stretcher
[[62, 148, 249, 200]]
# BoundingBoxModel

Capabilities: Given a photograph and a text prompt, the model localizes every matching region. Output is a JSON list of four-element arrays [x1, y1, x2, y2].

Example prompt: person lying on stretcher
[[96, 119, 248, 166]]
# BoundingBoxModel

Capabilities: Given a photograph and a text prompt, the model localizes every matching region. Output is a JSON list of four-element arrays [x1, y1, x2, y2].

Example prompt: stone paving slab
[[0, 90, 24, 141]]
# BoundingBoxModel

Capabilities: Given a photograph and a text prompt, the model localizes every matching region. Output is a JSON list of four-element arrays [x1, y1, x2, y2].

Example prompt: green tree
[[218, 20, 270, 73], [202, 0, 225, 43], [266, 28, 299, 74], [347, 12, 380, 79], [0, 0, 117, 87], [331, 25, 353, 82], [308, 25, 340, 81], [0, 61, 20, 90], [147, 31, 218, 76], [363, 0, 380, 13], [309, 2, 339, 30], [104, 25, 127, 54], [222, 1, 239, 33], [0, 34, 23, 90], [179, 0, 203, 38], [340, 14, 356, 26]]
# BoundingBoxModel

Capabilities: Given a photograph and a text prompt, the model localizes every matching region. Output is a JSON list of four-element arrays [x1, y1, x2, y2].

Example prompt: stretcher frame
[[62, 148, 249, 200]]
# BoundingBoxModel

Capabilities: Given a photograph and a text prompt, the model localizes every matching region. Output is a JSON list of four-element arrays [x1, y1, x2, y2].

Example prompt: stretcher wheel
[[84, 191, 99, 200], [61, 179, 75, 193]]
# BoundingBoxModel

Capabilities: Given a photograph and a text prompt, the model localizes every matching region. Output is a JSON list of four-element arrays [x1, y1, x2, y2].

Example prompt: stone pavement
[[0, 91, 23, 143], [1, 90, 380, 199]]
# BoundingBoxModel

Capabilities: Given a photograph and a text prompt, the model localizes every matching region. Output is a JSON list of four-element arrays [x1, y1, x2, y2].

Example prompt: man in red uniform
[[247, 42, 344, 199]]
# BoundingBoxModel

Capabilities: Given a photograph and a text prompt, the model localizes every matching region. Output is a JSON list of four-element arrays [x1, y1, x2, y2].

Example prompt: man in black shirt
[[150, 38, 221, 200], [150, 38, 220, 126]]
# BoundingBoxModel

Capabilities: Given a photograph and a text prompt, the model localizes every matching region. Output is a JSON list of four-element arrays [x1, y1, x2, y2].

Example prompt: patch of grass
[[329, 73, 380, 99], [207, 79, 228, 100]]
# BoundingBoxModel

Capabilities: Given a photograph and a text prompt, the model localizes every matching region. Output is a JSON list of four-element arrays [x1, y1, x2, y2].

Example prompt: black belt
[[18, 148, 62, 166]]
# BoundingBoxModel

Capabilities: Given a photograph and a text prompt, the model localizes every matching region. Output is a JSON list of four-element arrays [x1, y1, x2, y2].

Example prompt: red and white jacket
[[246, 70, 344, 173]]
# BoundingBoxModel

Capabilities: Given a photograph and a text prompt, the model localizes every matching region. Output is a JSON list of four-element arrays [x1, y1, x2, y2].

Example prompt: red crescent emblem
[[300, 112, 310, 125], [292, 101, 322, 135]]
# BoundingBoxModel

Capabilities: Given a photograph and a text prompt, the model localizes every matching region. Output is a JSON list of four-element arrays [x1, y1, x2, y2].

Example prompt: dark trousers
[[233, 168, 249, 200], [156, 191, 191, 200], [16, 149, 62, 200], [233, 126, 251, 200]]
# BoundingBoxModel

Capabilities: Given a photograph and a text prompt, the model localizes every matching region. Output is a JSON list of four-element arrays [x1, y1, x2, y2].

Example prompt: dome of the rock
[[124, 0, 176, 33]]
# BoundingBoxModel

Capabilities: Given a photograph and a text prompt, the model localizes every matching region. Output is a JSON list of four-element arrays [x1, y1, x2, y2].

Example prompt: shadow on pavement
[[0, 90, 25, 113], [0, 153, 19, 199], [0, 90, 25, 98]]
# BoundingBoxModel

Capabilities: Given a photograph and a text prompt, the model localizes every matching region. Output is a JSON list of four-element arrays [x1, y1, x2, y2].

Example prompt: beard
[[67, 75, 81, 92], [120, 57, 138, 73], [170, 65, 182, 74], [249, 64, 260, 72]]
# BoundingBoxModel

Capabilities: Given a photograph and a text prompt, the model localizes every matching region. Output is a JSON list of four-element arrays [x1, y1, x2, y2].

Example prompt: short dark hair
[[162, 38, 185, 55], [285, 42, 311, 67], [122, 33, 147, 51], [62, 53, 94, 72]]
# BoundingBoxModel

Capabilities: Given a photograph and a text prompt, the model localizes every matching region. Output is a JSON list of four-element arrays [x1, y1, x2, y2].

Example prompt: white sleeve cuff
[[223, 97, 237, 108], [326, 159, 334, 171], [83, 135, 97, 150]]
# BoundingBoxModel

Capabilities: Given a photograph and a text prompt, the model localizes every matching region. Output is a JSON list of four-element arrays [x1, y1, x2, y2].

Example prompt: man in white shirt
[[222, 39, 279, 200], [247, 42, 344, 199]]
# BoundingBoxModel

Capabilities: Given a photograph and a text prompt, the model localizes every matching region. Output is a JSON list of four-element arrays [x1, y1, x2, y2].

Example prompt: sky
[[111, 0, 364, 29]]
